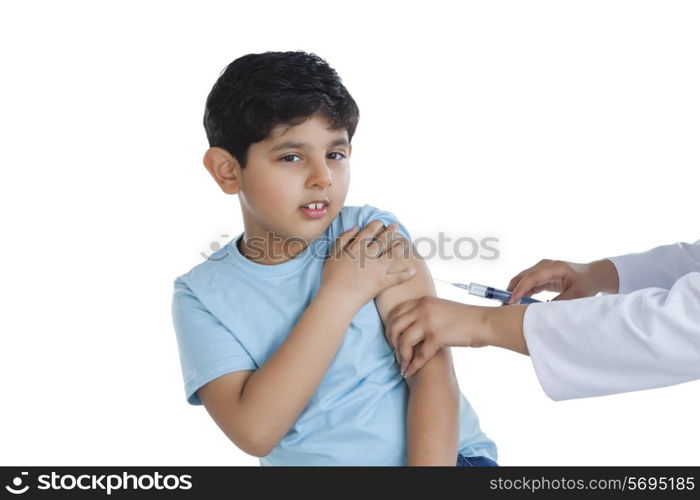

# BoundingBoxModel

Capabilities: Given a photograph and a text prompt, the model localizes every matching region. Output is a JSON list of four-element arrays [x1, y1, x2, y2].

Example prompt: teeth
[[304, 202, 325, 210]]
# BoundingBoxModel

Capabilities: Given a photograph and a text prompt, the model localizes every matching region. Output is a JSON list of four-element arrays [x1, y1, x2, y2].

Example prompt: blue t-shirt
[[171, 204, 497, 465]]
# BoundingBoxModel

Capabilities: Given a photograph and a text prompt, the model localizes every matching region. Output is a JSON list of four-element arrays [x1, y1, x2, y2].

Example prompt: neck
[[237, 233, 309, 265]]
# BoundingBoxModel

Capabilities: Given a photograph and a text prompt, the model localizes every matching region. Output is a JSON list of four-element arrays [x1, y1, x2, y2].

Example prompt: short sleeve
[[358, 204, 412, 241], [171, 278, 258, 405]]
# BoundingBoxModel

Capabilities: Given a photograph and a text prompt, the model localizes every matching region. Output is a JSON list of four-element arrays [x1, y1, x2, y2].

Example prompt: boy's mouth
[[299, 200, 329, 219]]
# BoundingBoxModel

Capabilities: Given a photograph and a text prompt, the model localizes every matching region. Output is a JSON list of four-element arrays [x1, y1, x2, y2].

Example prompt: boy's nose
[[306, 160, 333, 189]]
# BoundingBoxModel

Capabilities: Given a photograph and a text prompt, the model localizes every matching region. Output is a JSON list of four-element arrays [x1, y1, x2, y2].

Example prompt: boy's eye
[[280, 154, 301, 162], [280, 152, 346, 163]]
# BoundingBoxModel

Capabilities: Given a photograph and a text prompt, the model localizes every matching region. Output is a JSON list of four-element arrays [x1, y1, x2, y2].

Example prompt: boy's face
[[232, 114, 351, 259]]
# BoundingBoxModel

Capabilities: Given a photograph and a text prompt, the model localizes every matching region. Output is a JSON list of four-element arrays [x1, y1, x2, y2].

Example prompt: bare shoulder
[[374, 241, 436, 325]]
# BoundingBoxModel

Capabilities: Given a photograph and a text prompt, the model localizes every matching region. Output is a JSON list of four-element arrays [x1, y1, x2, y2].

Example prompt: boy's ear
[[203, 147, 242, 195]]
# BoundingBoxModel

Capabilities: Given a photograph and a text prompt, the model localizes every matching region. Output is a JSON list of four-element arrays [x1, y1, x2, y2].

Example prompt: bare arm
[[375, 241, 459, 466]]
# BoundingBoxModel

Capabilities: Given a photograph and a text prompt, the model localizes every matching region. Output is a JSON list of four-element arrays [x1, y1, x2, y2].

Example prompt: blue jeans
[[456, 454, 499, 467]]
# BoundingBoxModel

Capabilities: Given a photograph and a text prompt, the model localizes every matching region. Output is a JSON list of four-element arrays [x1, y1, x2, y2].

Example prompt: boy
[[171, 51, 497, 466]]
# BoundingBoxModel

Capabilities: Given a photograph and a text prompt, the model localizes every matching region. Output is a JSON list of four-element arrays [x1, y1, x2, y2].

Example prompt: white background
[[1, 0, 698, 466]]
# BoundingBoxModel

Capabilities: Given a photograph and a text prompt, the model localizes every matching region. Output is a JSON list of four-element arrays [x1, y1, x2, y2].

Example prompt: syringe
[[436, 279, 541, 305]]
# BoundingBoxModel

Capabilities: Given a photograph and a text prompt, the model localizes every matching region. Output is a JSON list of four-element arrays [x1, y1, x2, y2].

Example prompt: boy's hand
[[322, 221, 416, 309], [507, 258, 620, 304]]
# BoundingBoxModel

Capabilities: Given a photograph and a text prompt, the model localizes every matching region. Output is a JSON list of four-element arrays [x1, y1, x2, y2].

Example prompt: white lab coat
[[523, 240, 700, 401]]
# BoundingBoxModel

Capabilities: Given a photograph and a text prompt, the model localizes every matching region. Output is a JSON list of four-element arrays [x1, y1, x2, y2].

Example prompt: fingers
[[527, 283, 551, 296], [355, 220, 390, 250], [396, 324, 426, 373], [552, 286, 581, 301], [330, 226, 360, 258], [403, 342, 439, 378], [509, 273, 544, 304], [332, 220, 391, 259], [507, 271, 526, 292], [383, 233, 411, 263], [507, 259, 553, 292], [510, 267, 561, 304], [370, 223, 399, 257], [333, 221, 400, 259], [388, 298, 419, 324], [386, 300, 419, 349], [385, 267, 416, 288]]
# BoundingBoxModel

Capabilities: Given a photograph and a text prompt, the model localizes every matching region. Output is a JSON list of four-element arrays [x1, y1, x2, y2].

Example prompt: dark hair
[[203, 51, 360, 168]]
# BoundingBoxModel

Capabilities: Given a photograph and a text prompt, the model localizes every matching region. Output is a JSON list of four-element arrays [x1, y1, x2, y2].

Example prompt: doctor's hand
[[507, 258, 620, 305], [386, 297, 529, 377]]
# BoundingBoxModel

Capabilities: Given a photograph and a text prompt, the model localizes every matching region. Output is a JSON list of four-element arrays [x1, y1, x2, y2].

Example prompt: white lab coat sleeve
[[608, 240, 700, 293], [523, 272, 700, 401]]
